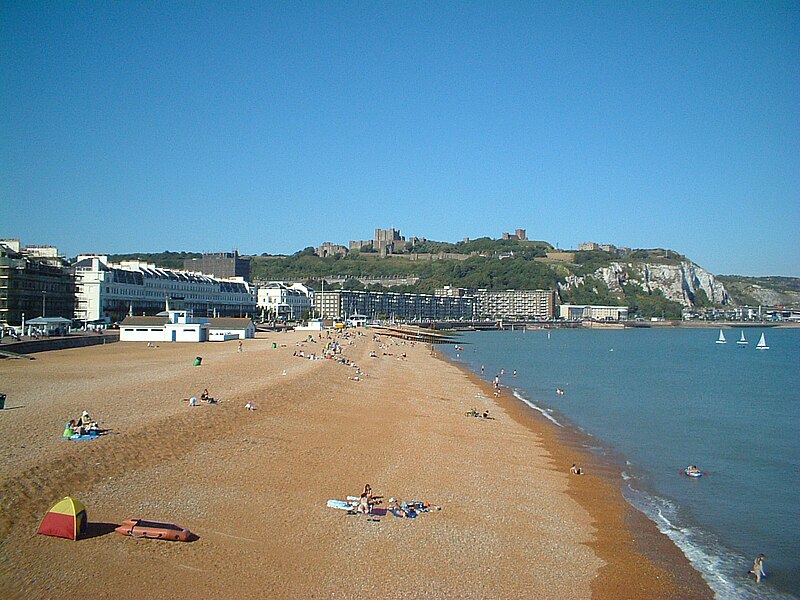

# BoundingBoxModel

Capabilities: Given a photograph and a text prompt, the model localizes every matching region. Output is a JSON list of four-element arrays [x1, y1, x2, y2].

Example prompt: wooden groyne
[[370, 325, 457, 344]]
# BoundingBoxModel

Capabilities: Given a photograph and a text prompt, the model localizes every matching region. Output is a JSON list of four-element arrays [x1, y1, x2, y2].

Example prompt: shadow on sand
[[82, 522, 119, 540]]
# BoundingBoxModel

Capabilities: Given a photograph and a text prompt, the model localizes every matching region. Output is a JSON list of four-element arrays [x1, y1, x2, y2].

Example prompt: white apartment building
[[316, 289, 474, 322], [256, 282, 314, 321], [472, 289, 556, 321], [73, 255, 257, 324], [559, 304, 629, 321]]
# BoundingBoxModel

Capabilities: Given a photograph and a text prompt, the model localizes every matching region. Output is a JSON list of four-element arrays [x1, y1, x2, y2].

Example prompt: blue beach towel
[[64, 433, 99, 441]]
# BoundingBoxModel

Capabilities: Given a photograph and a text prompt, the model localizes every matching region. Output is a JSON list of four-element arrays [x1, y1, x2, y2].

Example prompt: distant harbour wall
[[0, 333, 119, 356]]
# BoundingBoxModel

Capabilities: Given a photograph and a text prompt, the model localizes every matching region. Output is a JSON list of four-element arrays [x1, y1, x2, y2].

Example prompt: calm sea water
[[442, 327, 799, 599]]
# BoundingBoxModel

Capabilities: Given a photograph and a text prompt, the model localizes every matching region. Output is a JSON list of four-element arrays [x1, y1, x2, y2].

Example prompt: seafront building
[[315, 289, 474, 322], [0, 239, 75, 327], [73, 255, 257, 324], [182, 251, 251, 281], [256, 282, 313, 321], [559, 304, 629, 321], [471, 289, 557, 321]]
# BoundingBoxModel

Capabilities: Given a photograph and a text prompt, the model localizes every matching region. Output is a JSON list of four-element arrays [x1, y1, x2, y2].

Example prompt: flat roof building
[[315, 289, 474, 322], [559, 304, 629, 321], [0, 240, 75, 326], [183, 251, 251, 281], [471, 289, 556, 321]]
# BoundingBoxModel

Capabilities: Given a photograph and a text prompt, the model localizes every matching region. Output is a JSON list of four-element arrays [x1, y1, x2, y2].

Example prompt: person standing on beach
[[750, 554, 766, 583], [238, 340, 243, 353]]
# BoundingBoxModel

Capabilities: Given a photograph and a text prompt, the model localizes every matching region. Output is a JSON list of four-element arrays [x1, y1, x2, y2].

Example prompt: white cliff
[[561, 261, 730, 307]]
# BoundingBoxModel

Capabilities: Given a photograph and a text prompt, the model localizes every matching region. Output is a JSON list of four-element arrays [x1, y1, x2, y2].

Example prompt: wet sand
[[0, 330, 711, 598]]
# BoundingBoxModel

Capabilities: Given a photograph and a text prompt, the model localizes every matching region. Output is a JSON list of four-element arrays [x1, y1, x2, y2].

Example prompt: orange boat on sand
[[115, 519, 193, 542]]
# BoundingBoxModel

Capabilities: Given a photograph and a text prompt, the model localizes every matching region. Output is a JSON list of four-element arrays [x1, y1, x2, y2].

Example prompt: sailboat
[[716, 329, 727, 344], [756, 333, 769, 350], [737, 331, 748, 346]]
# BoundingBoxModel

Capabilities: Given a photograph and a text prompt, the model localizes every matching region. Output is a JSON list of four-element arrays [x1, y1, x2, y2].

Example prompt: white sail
[[756, 333, 769, 350], [716, 329, 727, 344], [737, 331, 748, 345]]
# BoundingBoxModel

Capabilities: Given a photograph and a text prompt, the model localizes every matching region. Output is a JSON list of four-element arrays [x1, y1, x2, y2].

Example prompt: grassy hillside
[[97, 244, 800, 318], [717, 275, 800, 306], [106, 251, 201, 270]]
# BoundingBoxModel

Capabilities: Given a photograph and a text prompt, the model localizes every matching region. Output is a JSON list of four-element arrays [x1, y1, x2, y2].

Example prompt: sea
[[441, 326, 799, 599]]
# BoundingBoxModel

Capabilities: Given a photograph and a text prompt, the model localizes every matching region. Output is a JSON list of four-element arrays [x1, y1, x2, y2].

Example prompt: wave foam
[[623, 484, 796, 599], [511, 390, 563, 427]]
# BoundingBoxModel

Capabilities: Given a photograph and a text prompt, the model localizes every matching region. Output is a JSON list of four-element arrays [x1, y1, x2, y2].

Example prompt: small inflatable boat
[[683, 469, 704, 478], [115, 519, 193, 541]]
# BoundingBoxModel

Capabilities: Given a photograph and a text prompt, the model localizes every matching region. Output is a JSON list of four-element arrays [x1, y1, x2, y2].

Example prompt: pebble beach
[[0, 330, 712, 599]]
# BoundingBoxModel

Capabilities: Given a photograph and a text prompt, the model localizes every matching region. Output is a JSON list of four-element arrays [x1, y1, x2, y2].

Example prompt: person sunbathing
[[77, 411, 102, 433], [66, 419, 94, 437], [63, 421, 77, 438], [357, 484, 372, 514]]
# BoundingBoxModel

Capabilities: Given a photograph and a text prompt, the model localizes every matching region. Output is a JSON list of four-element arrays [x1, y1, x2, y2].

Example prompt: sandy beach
[[0, 330, 711, 599]]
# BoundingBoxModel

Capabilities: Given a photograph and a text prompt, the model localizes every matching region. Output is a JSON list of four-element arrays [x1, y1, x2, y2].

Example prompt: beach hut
[[37, 496, 88, 540]]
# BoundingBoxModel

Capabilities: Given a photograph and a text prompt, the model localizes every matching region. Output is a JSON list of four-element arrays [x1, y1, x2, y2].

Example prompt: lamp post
[[42, 290, 46, 318]]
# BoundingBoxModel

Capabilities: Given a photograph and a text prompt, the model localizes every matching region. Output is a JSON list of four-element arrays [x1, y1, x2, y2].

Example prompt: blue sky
[[1, 2, 798, 276]]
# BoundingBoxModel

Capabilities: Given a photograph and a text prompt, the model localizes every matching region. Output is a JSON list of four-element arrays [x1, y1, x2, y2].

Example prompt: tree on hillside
[[625, 289, 682, 319]]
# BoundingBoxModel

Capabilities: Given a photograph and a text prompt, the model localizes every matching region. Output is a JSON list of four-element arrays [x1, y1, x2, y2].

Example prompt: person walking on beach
[[749, 554, 766, 583], [238, 340, 243, 353]]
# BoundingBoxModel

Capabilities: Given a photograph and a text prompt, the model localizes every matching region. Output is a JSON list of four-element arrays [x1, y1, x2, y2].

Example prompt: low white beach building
[[295, 318, 325, 331], [119, 310, 255, 343], [208, 318, 256, 341]]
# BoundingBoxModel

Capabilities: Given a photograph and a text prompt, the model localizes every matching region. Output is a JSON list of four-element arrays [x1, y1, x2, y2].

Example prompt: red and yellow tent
[[37, 497, 88, 540]]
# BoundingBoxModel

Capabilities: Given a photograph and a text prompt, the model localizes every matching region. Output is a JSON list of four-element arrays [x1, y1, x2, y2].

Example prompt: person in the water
[[749, 554, 766, 583]]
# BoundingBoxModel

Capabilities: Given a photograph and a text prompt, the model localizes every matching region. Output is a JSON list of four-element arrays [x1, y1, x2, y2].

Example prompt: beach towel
[[327, 499, 357, 511], [64, 433, 99, 441]]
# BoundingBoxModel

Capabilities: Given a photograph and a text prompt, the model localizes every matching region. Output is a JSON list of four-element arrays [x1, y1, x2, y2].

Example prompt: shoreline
[[441, 355, 713, 599], [2, 330, 711, 598]]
